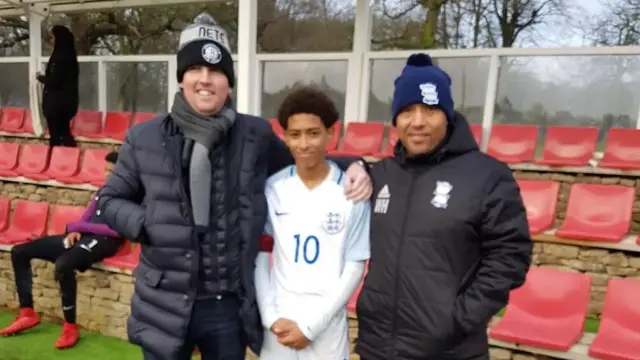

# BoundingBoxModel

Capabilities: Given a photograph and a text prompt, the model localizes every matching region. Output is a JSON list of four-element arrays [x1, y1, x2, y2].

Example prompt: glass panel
[[79, 62, 99, 110], [0, 62, 29, 107], [367, 57, 490, 123], [495, 55, 640, 148], [260, 60, 348, 119], [106, 62, 168, 113], [39, 61, 98, 110]]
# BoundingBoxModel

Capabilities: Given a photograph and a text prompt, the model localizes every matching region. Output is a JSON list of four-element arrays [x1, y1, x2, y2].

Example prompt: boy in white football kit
[[255, 86, 371, 360]]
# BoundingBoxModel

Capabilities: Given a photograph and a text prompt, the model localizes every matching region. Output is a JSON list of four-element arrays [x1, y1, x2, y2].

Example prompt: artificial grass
[[0, 311, 140, 360]]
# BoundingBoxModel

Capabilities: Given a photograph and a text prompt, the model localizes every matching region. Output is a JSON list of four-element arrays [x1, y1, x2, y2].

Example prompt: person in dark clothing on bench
[[0, 151, 123, 349]]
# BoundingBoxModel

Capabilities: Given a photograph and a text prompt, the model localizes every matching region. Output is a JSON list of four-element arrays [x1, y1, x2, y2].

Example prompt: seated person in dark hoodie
[[0, 151, 123, 349]]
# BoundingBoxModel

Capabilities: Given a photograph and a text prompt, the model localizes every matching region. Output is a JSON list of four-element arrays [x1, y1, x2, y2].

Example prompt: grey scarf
[[170, 91, 236, 228], [171, 91, 236, 149]]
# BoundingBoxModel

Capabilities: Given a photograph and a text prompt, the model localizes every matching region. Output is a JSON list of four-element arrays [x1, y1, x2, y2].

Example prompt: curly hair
[[277, 84, 339, 130]]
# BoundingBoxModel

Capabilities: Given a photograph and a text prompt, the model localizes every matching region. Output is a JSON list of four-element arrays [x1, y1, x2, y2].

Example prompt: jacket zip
[[165, 132, 199, 291], [388, 175, 416, 359]]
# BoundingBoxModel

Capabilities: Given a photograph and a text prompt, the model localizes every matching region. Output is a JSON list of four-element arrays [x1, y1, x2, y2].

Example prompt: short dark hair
[[277, 85, 339, 130], [105, 151, 118, 164]]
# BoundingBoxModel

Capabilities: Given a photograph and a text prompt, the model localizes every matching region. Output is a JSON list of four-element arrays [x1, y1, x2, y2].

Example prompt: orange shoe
[[55, 323, 79, 349], [0, 308, 40, 336]]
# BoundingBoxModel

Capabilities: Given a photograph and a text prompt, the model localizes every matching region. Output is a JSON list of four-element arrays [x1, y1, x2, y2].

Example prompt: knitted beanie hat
[[176, 13, 235, 87], [391, 53, 454, 124]]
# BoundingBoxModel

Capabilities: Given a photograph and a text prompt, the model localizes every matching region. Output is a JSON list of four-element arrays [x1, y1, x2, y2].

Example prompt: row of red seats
[[0, 143, 110, 187], [271, 120, 640, 170], [0, 107, 157, 141], [269, 119, 483, 157], [0, 141, 636, 245], [0, 198, 139, 270], [519, 180, 638, 244], [3, 107, 638, 170], [490, 267, 640, 360], [482, 124, 637, 169]]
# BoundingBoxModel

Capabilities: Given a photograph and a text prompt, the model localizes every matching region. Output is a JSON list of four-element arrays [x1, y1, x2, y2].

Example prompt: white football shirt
[[263, 161, 371, 322]]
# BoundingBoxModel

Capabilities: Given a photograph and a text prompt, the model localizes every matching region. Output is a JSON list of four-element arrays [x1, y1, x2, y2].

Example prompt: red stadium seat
[[489, 267, 591, 351], [375, 127, 397, 158], [21, 110, 35, 135], [13, 144, 50, 179], [72, 110, 103, 138], [0, 197, 10, 233], [102, 243, 140, 270], [58, 148, 110, 187], [48, 204, 86, 235], [589, 278, 640, 360], [30, 146, 80, 181], [0, 200, 49, 245], [331, 123, 385, 157], [556, 184, 634, 243], [103, 112, 131, 141], [486, 124, 538, 164], [326, 121, 342, 151], [517, 180, 560, 234], [132, 112, 157, 125], [599, 128, 640, 170], [470, 123, 482, 145], [0, 107, 26, 133], [269, 118, 284, 139], [536, 126, 598, 166], [0, 142, 20, 177]]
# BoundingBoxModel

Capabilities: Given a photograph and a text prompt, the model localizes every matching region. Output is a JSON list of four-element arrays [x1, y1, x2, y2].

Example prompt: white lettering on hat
[[420, 82, 439, 105], [202, 43, 222, 64], [179, 25, 230, 53]]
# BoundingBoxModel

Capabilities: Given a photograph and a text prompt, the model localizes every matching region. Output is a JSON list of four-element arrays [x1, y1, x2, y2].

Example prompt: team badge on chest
[[322, 211, 345, 235]]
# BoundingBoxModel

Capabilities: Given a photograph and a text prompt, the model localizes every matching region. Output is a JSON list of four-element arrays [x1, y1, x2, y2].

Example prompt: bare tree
[[592, 0, 640, 46], [488, 0, 567, 47]]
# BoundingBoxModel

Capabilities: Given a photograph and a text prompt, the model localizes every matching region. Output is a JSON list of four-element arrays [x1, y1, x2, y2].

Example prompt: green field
[[0, 311, 140, 360]]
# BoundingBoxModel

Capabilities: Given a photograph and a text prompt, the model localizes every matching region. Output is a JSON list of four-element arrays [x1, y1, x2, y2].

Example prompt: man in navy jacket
[[356, 53, 532, 360]]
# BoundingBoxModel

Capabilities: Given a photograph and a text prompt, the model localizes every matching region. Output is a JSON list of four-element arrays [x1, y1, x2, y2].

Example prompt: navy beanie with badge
[[177, 13, 235, 88], [391, 53, 454, 124]]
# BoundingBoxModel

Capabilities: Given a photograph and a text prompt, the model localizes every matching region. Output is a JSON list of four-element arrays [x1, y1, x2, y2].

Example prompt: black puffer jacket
[[356, 114, 532, 360], [97, 113, 293, 360]]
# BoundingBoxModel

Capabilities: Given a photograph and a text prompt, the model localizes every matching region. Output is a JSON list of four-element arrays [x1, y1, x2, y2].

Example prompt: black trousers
[[46, 112, 76, 148], [142, 297, 245, 360], [10, 234, 122, 323]]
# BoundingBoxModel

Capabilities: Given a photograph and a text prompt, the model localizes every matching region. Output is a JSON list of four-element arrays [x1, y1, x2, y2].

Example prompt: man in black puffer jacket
[[355, 53, 532, 360], [97, 14, 372, 360]]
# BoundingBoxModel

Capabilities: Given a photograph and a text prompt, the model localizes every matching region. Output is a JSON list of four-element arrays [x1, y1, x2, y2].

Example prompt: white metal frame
[[0, 0, 639, 140]]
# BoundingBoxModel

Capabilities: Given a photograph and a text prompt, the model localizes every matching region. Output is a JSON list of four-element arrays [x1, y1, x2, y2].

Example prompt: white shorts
[[258, 317, 350, 360]]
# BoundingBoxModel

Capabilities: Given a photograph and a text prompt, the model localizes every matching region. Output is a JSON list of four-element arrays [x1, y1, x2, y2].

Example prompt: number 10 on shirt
[[293, 234, 320, 264]]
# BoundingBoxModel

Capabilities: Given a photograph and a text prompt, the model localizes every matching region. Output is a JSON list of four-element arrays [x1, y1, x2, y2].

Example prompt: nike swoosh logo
[[275, 211, 288, 216]]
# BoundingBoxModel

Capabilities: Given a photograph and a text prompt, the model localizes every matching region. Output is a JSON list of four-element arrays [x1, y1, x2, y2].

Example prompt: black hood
[[394, 111, 479, 166], [50, 25, 77, 61]]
